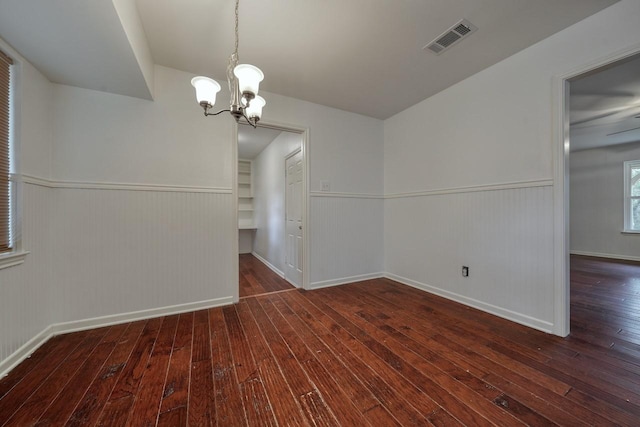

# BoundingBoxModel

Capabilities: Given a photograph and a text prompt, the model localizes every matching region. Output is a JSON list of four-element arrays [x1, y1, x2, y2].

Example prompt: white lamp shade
[[191, 76, 221, 106], [233, 64, 264, 96], [245, 95, 266, 120]]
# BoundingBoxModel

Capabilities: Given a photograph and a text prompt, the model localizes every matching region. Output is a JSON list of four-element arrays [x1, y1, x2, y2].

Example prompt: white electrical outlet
[[321, 180, 330, 192]]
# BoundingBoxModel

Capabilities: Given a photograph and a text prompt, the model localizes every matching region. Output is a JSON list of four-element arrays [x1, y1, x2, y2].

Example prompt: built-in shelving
[[238, 159, 256, 230]]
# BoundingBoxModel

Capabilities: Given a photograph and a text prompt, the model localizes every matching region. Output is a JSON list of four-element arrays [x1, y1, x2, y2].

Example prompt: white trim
[[309, 272, 384, 290], [0, 324, 55, 379], [384, 273, 554, 333], [251, 251, 285, 278], [310, 180, 554, 200], [310, 191, 384, 199], [0, 295, 233, 379], [49, 296, 234, 335], [623, 159, 640, 232], [570, 250, 640, 263], [0, 250, 29, 270], [237, 120, 311, 291], [621, 230, 640, 235], [553, 42, 640, 338], [232, 125, 240, 303], [384, 179, 553, 199], [301, 126, 310, 291], [20, 174, 52, 188], [552, 75, 571, 338], [20, 174, 232, 194]]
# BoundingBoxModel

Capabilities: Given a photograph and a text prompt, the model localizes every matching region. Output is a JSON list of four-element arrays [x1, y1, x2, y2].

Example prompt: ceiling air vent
[[424, 19, 477, 55]]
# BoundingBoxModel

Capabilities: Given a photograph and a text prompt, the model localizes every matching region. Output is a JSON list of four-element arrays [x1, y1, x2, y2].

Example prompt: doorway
[[556, 47, 640, 337], [235, 122, 309, 298]]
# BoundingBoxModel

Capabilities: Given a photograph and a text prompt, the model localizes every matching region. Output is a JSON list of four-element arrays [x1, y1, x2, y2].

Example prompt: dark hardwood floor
[[239, 254, 295, 298], [0, 256, 639, 425], [570, 255, 640, 359]]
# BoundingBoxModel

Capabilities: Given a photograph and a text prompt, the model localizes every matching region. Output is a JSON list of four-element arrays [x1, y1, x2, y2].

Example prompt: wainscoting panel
[[310, 196, 384, 288], [51, 188, 236, 324], [384, 184, 555, 330], [0, 183, 54, 371]]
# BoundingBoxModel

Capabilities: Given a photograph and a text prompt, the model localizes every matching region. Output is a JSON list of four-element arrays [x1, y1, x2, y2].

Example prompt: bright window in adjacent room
[[624, 159, 640, 232], [0, 49, 13, 255]]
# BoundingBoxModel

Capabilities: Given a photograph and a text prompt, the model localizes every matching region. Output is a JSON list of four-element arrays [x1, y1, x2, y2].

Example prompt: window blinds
[[0, 50, 12, 253]]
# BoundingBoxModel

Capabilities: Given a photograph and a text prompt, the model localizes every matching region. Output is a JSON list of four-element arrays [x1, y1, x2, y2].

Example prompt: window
[[0, 47, 25, 270], [0, 49, 12, 254], [624, 159, 640, 232]]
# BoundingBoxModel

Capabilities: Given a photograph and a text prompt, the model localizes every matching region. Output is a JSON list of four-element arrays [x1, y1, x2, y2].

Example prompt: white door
[[285, 149, 303, 287]]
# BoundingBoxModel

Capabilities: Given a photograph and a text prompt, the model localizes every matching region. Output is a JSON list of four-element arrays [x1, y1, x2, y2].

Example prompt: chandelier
[[191, 0, 265, 127]]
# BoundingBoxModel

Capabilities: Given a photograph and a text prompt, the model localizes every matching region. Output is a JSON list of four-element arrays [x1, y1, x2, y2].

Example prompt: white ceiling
[[0, 0, 153, 100], [570, 53, 640, 151], [0, 0, 618, 119], [238, 125, 281, 159]]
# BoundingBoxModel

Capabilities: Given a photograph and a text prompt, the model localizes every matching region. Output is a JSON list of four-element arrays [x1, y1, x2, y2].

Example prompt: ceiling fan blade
[[607, 125, 640, 137]]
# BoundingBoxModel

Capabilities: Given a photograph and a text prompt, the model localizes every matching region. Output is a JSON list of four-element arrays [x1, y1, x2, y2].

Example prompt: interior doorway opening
[[235, 122, 309, 298], [556, 46, 640, 337]]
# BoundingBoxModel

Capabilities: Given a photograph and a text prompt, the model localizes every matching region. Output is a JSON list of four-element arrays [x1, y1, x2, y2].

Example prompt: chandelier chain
[[234, 0, 239, 60]]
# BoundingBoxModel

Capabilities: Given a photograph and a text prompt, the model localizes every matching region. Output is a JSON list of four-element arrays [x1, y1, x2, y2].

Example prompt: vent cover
[[424, 19, 477, 55]]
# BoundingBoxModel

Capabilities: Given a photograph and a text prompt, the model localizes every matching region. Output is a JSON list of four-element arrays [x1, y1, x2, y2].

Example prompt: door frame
[[284, 147, 303, 287], [552, 42, 640, 336], [232, 120, 310, 300]]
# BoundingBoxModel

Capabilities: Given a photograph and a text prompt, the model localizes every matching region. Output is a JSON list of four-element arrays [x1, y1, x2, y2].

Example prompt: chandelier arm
[[240, 108, 257, 128], [204, 108, 231, 117]]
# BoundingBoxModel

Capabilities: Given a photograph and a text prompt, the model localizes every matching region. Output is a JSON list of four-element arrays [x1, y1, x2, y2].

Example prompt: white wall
[[260, 91, 384, 195], [49, 63, 385, 305], [47, 65, 237, 324], [570, 142, 640, 260], [0, 38, 55, 371], [52, 189, 235, 323], [1, 58, 386, 372], [383, 0, 640, 333], [238, 230, 254, 255], [255, 89, 385, 286], [311, 196, 384, 287], [253, 131, 301, 274], [47, 66, 383, 320], [1, 64, 236, 374], [52, 66, 232, 188]]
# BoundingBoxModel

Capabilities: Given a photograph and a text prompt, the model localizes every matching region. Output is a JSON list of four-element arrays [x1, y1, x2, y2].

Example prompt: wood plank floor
[[239, 254, 295, 298], [0, 256, 639, 425], [570, 255, 640, 358]]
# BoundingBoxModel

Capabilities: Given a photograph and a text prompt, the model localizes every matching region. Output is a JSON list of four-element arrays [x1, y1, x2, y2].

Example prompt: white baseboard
[[2, 267, 560, 378], [384, 273, 554, 334], [570, 250, 640, 263], [0, 325, 56, 379], [0, 296, 233, 379], [251, 252, 285, 278], [310, 272, 384, 290], [48, 296, 234, 336]]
